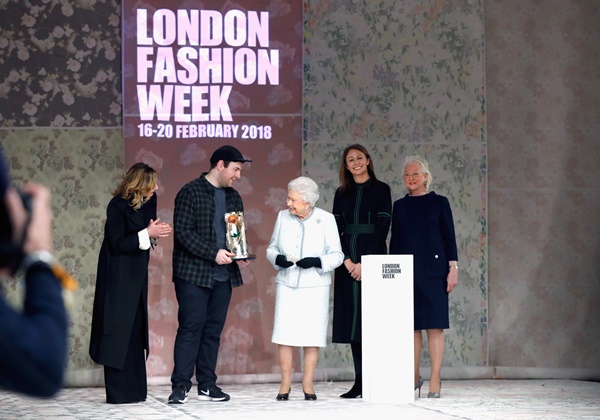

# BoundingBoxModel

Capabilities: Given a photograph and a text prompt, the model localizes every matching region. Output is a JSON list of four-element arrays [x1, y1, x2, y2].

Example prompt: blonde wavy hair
[[113, 163, 157, 210]]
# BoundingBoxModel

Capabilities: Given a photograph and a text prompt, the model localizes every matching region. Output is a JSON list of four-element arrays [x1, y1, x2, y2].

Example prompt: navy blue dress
[[332, 178, 392, 343], [390, 192, 458, 330]]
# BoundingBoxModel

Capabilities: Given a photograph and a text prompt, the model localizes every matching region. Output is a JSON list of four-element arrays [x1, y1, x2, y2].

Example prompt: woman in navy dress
[[90, 163, 172, 404], [332, 144, 392, 398], [390, 155, 458, 399]]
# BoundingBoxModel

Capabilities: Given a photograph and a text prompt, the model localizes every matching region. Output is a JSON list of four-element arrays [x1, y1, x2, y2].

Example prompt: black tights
[[351, 341, 362, 378]]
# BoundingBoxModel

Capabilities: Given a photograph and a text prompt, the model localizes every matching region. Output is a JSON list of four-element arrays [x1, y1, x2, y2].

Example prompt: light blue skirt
[[271, 283, 330, 347]]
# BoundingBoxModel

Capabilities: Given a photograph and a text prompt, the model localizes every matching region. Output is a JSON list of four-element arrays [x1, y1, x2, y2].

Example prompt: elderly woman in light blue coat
[[267, 176, 343, 401]]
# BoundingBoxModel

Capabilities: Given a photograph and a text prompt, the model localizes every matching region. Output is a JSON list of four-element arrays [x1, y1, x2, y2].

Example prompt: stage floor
[[1, 379, 598, 419]]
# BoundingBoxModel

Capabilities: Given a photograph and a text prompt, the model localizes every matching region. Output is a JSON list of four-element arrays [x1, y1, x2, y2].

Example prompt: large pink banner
[[122, 1, 303, 377]]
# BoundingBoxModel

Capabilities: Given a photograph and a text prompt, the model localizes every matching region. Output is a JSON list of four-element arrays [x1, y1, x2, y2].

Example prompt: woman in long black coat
[[90, 163, 171, 404], [332, 144, 391, 398], [390, 155, 458, 399]]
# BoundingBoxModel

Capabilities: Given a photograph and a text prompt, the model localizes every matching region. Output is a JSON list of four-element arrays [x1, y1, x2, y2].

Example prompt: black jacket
[[0, 264, 67, 397], [89, 194, 156, 369]]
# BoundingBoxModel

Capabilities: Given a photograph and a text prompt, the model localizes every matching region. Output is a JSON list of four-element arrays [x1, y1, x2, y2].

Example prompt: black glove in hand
[[295, 257, 322, 269], [275, 254, 294, 269]]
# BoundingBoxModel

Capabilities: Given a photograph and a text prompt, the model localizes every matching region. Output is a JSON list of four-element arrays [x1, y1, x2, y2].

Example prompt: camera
[[0, 189, 33, 273]]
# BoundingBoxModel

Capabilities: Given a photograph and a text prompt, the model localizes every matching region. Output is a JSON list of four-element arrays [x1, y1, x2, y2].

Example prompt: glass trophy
[[224, 211, 256, 260]]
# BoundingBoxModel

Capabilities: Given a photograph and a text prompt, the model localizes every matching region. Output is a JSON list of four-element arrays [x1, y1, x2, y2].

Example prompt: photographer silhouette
[[0, 148, 68, 397]]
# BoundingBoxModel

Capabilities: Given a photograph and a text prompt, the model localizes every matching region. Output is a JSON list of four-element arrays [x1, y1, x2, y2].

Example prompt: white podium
[[361, 254, 414, 404]]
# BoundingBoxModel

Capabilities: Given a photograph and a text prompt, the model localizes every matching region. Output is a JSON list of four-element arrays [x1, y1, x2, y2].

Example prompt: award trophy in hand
[[225, 212, 256, 260]]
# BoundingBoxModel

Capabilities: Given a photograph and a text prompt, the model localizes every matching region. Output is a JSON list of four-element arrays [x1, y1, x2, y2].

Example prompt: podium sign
[[361, 255, 414, 404]]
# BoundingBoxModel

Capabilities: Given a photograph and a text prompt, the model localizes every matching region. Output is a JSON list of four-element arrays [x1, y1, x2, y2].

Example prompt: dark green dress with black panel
[[332, 178, 392, 344]]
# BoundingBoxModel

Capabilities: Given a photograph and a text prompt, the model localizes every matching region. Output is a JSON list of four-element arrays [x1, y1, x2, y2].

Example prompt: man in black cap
[[168, 145, 252, 404]]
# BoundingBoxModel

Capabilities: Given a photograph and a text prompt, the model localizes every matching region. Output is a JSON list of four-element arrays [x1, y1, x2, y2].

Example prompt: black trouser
[[104, 297, 147, 404], [171, 278, 232, 391]]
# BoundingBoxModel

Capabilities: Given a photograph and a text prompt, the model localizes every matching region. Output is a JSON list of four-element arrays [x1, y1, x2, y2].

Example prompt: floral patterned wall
[[0, 1, 122, 127], [0, 130, 123, 377], [1, 0, 597, 386], [303, 0, 487, 371]]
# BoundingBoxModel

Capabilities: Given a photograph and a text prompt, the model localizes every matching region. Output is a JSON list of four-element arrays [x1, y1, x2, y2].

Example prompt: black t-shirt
[[211, 185, 229, 283]]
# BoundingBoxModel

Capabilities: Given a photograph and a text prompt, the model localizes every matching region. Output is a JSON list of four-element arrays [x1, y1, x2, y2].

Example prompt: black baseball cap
[[210, 145, 252, 164]]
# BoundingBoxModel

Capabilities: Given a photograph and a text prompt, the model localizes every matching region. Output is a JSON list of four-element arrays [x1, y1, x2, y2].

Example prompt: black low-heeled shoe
[[340, 381, 362, 398], [303, 391, 317, 400], [276, 389, 291, 401]]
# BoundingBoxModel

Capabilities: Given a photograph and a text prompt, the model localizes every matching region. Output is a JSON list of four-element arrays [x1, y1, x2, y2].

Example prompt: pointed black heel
[[303, 390, 317, 400], [276, 388, 291, 401], [340, 376, 362, 398]]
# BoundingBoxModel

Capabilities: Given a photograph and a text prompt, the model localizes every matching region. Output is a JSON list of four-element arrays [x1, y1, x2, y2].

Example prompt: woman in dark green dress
[[332, 144, 392, 398]]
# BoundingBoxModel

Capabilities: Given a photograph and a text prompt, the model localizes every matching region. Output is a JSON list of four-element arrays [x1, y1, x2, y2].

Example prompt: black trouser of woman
[[104, 297, 147, 404]]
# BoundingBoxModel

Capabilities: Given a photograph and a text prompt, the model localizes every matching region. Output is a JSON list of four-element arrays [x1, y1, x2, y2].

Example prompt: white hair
[[288, 176, 320, 207], [404, 155, 433, 192]]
